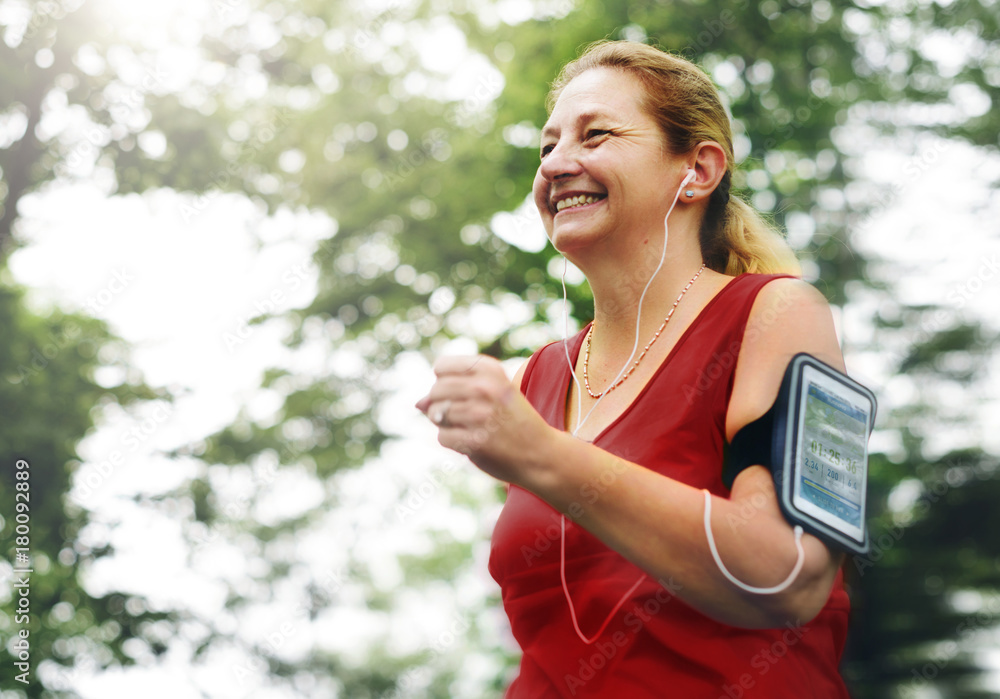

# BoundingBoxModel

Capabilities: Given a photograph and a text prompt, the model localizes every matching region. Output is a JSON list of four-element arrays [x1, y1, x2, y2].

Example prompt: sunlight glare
[[93, 0, 212, 47]]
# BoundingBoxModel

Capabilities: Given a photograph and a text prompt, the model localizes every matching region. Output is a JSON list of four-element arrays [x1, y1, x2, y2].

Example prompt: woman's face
[[533, 67, 686, 258]]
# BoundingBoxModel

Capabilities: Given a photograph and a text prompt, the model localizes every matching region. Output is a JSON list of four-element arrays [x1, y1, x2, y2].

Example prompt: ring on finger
[[430, 399, 452, 426]]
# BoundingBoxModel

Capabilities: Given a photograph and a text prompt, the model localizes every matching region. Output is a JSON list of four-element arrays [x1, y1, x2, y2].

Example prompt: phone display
[[791, 366, 870, 546]]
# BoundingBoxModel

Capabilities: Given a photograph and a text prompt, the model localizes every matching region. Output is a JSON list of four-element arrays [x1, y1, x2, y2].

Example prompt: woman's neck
[[584, 237, 707, 346]]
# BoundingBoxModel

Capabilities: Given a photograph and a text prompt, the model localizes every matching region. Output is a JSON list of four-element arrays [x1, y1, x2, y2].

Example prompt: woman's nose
[[538, 142, 583, 182]]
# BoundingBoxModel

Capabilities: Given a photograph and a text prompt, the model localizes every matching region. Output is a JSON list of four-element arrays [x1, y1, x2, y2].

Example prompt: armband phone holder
[[723, 353, 877, 556]]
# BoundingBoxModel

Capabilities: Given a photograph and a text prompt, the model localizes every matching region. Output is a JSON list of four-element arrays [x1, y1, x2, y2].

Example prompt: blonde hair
[[548, 41, 800, 276]]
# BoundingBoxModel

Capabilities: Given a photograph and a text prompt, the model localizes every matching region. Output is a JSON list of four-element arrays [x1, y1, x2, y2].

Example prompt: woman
[[417, 41, 852, 697]]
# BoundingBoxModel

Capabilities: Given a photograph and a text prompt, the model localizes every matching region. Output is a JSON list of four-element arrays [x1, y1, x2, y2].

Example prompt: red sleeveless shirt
[[489, 274, 851, 698]]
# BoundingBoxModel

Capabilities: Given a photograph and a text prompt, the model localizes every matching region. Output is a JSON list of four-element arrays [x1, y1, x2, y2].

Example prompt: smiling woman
[[418, 40, 855, 698]]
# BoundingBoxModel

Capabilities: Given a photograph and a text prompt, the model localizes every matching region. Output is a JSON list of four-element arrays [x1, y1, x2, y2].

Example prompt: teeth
[[555, 195, 601, 212]]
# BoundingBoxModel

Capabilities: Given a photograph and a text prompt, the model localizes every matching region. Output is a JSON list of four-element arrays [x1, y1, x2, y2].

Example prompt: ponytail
[[701, 173, 801, 275]]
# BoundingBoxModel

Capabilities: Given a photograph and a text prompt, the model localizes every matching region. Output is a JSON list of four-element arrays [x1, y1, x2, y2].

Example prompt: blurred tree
[[1, 2, 176, 696], [0, 282, 168, 696], [2, 0, 998, 696]]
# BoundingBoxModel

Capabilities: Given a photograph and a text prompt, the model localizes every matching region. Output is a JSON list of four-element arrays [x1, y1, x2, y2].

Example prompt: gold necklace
[[582, 264, 707, 399]]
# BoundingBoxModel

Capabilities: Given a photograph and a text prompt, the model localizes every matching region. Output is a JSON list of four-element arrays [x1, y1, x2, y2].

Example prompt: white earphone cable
[[702, 489, 806, 595], [557, 170, 693, 644]]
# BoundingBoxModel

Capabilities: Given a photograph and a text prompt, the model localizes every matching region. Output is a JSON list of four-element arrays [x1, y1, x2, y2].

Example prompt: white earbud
[[681, 169, 696, 186]]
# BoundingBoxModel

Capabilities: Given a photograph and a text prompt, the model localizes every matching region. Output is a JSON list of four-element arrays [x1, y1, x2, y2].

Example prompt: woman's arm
[[417, 278, 846, 629]]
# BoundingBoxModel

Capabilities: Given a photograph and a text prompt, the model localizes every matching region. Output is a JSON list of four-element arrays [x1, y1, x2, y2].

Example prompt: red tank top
[[488, 273, 851, 698]]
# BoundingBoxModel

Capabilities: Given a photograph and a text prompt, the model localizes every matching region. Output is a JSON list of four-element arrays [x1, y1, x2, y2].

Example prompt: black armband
[[723, 353, 877, 556]]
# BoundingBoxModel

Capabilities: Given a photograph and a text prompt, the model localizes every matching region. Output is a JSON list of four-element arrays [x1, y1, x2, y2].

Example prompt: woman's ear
[[686, 141, 728, 196]]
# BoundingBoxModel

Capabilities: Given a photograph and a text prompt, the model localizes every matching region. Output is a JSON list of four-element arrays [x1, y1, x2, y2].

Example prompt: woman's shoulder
[[725, 276, 844, 439], [745, 276, 838, 345], [715, 273, 831, 333]]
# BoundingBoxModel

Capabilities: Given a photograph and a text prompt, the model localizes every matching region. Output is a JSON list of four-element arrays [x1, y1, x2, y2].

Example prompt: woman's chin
[[548, 234, 610, 267], [548, 231, 592, 255]]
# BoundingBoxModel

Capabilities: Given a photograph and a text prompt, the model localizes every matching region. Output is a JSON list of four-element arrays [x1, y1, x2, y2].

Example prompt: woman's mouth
[[554, 194, 606, 213]]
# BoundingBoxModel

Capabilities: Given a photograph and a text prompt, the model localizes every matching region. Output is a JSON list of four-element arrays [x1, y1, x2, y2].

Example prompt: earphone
[[561, 168, 695, 436], [682, 169, 696, 198], [557, 168, 693, 644], [556, 166, 804, 644], [702, 490, 805, 595]]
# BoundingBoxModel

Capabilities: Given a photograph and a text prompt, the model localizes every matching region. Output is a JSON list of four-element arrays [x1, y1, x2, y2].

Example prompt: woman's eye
[[540, 130, 609, 159]]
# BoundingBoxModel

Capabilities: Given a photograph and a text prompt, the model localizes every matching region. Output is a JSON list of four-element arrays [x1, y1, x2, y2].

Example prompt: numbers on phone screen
[[806, 440, 860, 491]]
